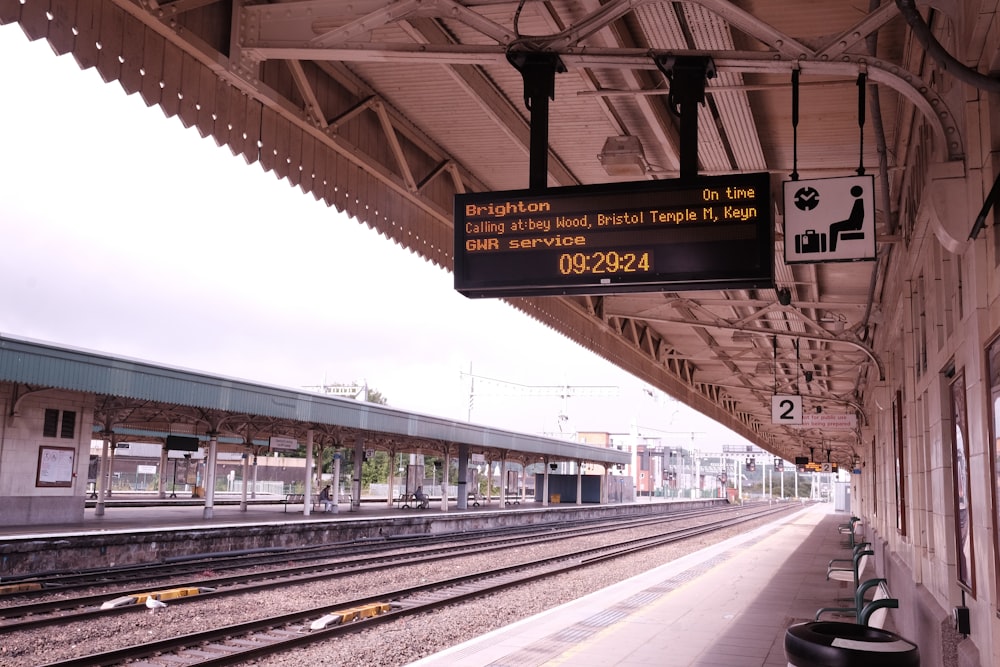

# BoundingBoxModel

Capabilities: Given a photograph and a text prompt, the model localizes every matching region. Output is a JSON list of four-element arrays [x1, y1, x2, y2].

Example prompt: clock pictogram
[[793, 186, 820, 211]]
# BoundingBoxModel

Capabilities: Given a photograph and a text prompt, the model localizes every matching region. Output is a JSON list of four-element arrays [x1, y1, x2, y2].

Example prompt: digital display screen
[[454, 173, 773, 297]]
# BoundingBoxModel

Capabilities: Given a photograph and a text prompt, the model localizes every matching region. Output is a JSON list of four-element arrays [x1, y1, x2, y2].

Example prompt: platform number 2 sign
[[771, 395, 803, 425]]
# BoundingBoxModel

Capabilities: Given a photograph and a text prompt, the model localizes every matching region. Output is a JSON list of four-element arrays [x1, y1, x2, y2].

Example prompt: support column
[[542, 456, 550, 507], [202, 432, 218, 519], [240, 446, 250, 511], [737, 458, 743, 504], [457, 443, 469, 510], [440, 450, 451, 512], [95, 431, 112, 517], [500, 452, 507, 506], [331, 451, 342, 513], [386, 449, 396, 508], [576, 460, 583, 505], [768, 461, 773, 500], [304, 429, 314, 516], [485, 457, 493, 506], [353, 435, 364, 510], [157, 446, 168, 499]]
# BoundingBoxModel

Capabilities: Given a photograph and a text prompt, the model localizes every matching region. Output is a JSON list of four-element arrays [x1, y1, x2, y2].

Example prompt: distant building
[[577, 430, 773, 499]]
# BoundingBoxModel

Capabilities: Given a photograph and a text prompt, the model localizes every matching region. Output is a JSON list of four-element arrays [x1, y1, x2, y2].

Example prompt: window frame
[[892, 389, 907, 536], [949, 369, 976, 594], [36, 446, 75, 488], [984, 335, 1000, 614]]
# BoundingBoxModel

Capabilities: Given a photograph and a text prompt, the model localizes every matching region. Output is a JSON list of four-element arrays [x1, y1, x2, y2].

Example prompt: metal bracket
[[507, 51, 566, 190], [654, 55, 716, 180]]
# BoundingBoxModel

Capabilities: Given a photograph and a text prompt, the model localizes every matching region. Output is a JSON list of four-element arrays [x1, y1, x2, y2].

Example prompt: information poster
[[37, 446, 75, 487]]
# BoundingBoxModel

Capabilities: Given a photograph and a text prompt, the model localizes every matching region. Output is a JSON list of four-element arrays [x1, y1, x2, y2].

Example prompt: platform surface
[[1, 493, 717, 540], [0, 492, 548, 539], [408, 503, 854, 667]]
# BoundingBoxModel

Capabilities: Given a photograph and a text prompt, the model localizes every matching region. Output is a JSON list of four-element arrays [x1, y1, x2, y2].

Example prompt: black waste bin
[[785, 621, 919, 667]]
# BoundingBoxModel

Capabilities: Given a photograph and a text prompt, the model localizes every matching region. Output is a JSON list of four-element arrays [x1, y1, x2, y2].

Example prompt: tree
[[364, 388, 388, 405], [361, 451, 389, 489], [287, 384, 390, 467]]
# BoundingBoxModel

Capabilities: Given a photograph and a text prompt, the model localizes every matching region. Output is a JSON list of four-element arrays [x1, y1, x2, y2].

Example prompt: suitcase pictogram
[[794, 229, 827, 254]]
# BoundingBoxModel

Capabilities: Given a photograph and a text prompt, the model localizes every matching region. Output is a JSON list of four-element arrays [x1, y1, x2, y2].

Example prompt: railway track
[[0, 504, 737, 597], [0, 504, 768, 632], [35, 504, 795, 667]]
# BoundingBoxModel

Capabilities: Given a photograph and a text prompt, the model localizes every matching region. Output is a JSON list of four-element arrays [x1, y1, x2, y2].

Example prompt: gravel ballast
[[1, 508, 795, 666]]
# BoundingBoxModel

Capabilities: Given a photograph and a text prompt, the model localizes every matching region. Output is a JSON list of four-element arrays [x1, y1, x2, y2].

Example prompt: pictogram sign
[[772, 394, 803, 424], [784, 175, 876, 264]]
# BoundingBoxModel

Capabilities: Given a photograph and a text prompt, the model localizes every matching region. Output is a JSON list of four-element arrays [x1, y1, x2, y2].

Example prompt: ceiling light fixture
[[598, 136, 648, 177], [731, 330, 754, 344]]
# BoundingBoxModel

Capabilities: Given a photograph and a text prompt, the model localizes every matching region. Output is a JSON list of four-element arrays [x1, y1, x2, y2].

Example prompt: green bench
[[838, 516, 863, 548], [827, 542, 872, 589], [816, 577, 898, 628]]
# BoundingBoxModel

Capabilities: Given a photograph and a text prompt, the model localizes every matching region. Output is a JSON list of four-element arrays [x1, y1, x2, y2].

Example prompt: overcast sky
[[0, 26, 751, 449]]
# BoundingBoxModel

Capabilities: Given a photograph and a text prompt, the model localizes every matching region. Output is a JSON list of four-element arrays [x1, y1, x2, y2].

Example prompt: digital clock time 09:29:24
[[558, 250, 652, 276]]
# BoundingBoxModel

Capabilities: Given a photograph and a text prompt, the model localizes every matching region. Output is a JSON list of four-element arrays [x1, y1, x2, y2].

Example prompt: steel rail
[[0, 504, 750, 631], [38, 504, 796, 667], [3, 506, 707, 588]]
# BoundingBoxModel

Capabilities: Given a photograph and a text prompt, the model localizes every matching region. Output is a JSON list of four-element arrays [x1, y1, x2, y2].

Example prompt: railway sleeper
[[310, 601, 392, 630], [0, 582, 42, 596], [100, 586, 217, 609]]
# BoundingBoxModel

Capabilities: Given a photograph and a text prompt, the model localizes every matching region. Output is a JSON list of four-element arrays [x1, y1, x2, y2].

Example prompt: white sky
[[0, 26, 751, 449]]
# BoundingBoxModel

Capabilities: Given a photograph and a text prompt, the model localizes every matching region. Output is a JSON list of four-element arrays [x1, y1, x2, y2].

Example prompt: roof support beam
[[237, 38, 961, 161]]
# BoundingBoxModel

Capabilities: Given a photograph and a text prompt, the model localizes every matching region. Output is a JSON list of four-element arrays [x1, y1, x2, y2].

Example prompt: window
[[42, 409, 59, 438], [870, 434, 878, 521], [60, 411, 76, 439], [912, 275, 927, 378], [892, 390, 907, 536], [949, 370, 975, 593], [42, 409, 77, 439], [985, 336, 1000, 612]]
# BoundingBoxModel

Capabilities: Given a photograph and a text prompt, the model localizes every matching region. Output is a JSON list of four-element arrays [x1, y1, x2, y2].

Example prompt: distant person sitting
[[414, 486, 429, 509], [319, 485, 334, 512]]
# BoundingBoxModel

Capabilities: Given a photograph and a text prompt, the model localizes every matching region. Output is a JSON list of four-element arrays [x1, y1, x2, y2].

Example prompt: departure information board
[[454, 172, 773, 297]]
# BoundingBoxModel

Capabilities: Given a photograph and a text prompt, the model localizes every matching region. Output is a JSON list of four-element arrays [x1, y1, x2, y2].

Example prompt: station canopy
[[2, 0, 945, 468], [0, 334, 629, 467]]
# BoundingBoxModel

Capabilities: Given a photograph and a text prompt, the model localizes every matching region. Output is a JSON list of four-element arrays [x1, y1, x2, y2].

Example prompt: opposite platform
[[409, 503, 857, 667], [0, 496, 727, 576]]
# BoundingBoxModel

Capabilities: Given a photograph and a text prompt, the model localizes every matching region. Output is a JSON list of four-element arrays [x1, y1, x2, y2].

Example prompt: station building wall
[[0, 384, 94, 525], [850, 15, 1000, 661]]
